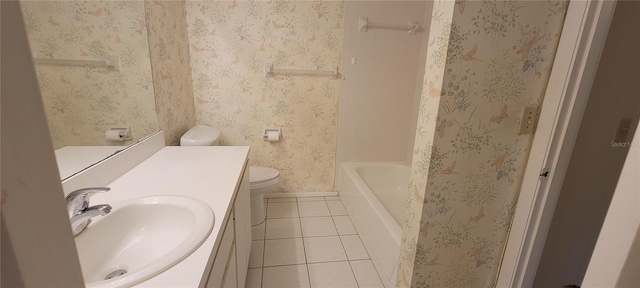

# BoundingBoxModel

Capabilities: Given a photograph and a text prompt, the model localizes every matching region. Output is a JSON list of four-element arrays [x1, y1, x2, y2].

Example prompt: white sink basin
[[75, 195, 214, 287]]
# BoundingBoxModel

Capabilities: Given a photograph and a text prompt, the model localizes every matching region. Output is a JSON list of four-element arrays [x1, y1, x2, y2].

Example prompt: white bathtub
[[339, 162, 409, 288]]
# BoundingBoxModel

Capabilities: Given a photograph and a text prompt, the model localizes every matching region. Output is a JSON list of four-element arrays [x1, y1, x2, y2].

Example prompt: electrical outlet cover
[[518, 105, 540, 135]]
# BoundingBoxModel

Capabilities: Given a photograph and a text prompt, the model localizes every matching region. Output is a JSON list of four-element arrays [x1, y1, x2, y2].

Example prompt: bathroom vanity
[[62, 132, 251, 287]]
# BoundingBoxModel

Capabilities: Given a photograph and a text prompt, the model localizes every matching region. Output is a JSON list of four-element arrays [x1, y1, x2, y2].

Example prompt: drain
[[104, 269, 127, 280]]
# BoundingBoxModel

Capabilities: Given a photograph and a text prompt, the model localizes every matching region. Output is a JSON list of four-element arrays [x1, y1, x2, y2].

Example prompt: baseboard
[[265, 191, 339, 198]]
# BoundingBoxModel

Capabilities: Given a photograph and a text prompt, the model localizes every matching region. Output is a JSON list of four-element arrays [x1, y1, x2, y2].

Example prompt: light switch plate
[[518, 105, 540, 135]]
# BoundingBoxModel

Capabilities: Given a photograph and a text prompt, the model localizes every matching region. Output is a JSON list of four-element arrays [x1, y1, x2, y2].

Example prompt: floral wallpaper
[[186, 1, 344, 192], [397, 1, 568, 287], [21, 1, 159, 149], [145, 0, 196, 146], [396, 1, 456, 285]]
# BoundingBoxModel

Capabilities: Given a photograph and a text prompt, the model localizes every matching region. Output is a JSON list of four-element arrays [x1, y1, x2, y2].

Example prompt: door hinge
[[539, 169, 550, 178]]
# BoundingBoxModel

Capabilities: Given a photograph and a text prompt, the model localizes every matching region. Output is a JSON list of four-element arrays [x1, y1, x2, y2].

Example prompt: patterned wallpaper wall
[[145, 0, 196, 146], [397, 1, 568, 287], [21, 1, 159, 149], [396, 2, 456, 284], [186, 1, 344, 192]]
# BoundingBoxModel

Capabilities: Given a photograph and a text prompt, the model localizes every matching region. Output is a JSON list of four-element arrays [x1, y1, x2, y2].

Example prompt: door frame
[[496, 1, 617, 287]]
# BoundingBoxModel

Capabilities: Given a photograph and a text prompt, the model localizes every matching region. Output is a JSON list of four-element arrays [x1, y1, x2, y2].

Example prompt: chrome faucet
[[65, 187, 112, 236]]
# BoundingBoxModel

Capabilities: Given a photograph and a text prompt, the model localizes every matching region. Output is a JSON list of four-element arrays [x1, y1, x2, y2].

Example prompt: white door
[[582, 127, 640, 287], [532, 1, 640, 285], [497, 1, 619, 287]]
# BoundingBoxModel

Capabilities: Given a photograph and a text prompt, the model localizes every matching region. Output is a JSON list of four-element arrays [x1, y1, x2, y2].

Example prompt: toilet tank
[[180, 125, 221, 146]]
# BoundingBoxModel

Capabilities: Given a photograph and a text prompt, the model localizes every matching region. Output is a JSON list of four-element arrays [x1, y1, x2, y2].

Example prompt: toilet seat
[[250, 166, 280, 190]]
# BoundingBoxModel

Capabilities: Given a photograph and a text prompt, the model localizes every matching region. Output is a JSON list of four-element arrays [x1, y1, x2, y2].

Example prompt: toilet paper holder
[[106, 126, 132, 141], [263, 128, 281, 141]]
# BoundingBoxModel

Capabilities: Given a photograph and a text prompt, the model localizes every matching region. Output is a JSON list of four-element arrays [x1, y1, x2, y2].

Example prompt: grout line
[[348, 259, 385, 288], [333, 215, 358, 236], [332, 198, 363, 287], [263, 217, 303, 240], [261, 263, 309, 268], [371, 257, 386, 287], [356, 258, 385, 287], [261, 262, 309, 268], [302, 234, 341, 240], [348, 259, 361, 288], [332, 214, 360, 287], [306, 259, 359, 265], [259, 197, 379, 287], [295, 197, 313, 288], [297, 199, 331, 218], [263, 237, 310, 241], [338, 198, 384, 286], [265, 201, 300, 219], [264, 236, 305, 240], [360, 235, 376, 263], [352, 234, 373, 260], [260, 200, 267, 288]]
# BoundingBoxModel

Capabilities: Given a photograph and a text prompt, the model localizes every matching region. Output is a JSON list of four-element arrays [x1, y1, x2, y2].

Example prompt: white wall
[[617, 228, 640, 287], [582, 125, 640, 287], [1, 1, 84, 286], [533, 1, 640, 285], [335, 1, 432, 175]]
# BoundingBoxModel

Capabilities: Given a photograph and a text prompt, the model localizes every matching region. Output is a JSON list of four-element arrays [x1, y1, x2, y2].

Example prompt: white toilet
[[180, 125, 279, 226]]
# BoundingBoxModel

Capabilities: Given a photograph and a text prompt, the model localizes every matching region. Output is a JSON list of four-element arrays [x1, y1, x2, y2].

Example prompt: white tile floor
[[247, 197, 384, 288]]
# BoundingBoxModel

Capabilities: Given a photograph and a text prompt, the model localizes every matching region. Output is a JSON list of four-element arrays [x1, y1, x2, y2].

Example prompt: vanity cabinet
[[205, 166, 251, 288], [234, 165, 252, 287]]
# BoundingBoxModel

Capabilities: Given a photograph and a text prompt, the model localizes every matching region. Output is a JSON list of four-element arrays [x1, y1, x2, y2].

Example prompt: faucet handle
[[65, 187, 110, 216]]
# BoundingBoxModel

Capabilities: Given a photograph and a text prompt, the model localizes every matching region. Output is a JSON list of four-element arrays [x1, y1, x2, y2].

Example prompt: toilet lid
[[181, 125, 220, 146], [250, 166, 280, 183]]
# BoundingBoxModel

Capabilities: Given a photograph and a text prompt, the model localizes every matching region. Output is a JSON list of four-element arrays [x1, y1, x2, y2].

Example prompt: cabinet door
[[234, 167, 251, 288], [206, 216, 235, 288], [223, 242, 237, 288]]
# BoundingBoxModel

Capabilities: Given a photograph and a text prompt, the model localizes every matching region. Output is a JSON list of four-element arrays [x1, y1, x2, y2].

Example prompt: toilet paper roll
[[266, 131, 280, 142], [105, 130, 124, 141]]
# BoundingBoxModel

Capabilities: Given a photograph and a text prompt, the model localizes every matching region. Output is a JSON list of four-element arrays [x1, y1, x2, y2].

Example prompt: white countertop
[[89, 146, 250, 287]]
